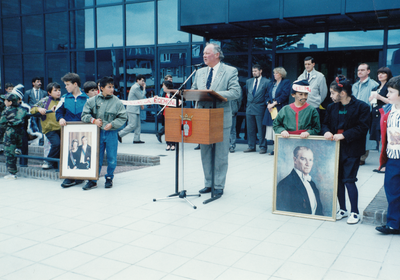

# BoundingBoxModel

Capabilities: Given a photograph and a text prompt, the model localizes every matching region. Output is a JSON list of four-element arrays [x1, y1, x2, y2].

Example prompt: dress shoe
[[259, 149, 267, 154], [269, 151, 274, 156], [199, 187, 211, 193], [359, 160, 365, 166], [376, 225, 400, 234], [156, 133, 162, 143], [118, 134, 122, 143], [243, 148, 256, 153], [214, 189, 223, 196], [133, 140, 145, 144], [194, 144, 200, 150], [229, 146, 235, 153]]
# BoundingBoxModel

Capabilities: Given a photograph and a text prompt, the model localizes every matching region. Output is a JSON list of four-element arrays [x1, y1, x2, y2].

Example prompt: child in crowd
[[273, 79, 321, 138], [0, 89, 27, 179], [83, 81, 98, 98], [56, 73, 89, 187], [376, 76, 400, 234], [161, 80, 177, 151], [31, 82, 62, 169], [81, 76, 127, 190], [4, 83, 14, 94], [322, 76, 370, 224]]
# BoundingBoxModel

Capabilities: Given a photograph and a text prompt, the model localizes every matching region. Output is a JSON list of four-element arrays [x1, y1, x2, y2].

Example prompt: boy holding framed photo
[[81, 76, 127, 190]]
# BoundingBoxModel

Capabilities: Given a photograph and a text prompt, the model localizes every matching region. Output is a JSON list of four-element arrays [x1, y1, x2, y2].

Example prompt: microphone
[[186, 63, 204, 67]]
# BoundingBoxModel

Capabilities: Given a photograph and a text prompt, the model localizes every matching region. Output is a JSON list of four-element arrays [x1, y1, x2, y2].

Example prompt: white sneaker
[[42, 161, 51, 169], [336, 209, 348, 220], [347, 212, 360, 224], [4, 174, 17, 180]]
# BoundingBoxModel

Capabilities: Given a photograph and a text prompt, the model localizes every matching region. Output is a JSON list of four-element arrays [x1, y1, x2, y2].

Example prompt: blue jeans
[[45, 130, 60, 168], [91, 130, 118, 182]]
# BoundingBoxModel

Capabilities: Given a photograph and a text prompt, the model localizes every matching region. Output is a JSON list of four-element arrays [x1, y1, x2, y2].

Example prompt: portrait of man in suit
[[77, 135, 91, 170], [276, 146, 324, 215]]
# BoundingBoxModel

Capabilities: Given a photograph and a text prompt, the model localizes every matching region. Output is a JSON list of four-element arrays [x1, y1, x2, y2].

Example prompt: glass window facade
[[21, 0, 43, 14], [97, 5, 123, 48], [0, 0, 397, 133], [388, 29, 400, 46], [2, 18, 22, 53], [23, 54, 44, 88], [22, 15, 44, 52], [387, 48, 400, 76], [4, 55, 22, 86], [71, 51, 96, 84], [157, 0, 188, 44], [70, 9, 95, 49], [45, 0, 68, 11], [1, 0, 20, 16], [126, 2, 155, 46], [45, 12, 69, 51], [329, 30, 384, 48], [277, 33, 325, 50]]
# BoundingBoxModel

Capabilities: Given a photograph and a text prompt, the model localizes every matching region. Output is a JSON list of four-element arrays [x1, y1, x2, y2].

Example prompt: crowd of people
[[1, 43, 400, 234]]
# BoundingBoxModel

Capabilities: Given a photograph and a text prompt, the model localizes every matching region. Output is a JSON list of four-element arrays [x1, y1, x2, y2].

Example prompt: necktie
[[206, 68, 213, 89], [307, 73, 310, 81], [252, 78, 258, 96], [36, 89, 39, 100]]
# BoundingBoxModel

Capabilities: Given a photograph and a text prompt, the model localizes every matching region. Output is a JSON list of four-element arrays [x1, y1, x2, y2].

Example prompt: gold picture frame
[[60, 122, 100, 180], [272, 135, 340, 221]]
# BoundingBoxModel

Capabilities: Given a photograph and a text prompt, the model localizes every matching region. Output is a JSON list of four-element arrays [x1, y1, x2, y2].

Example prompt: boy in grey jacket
[[81, 76, 127, 190]]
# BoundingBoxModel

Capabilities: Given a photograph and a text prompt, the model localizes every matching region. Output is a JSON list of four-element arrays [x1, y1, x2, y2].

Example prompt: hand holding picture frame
[[60, 122, 100, 180], [272, 135, 340, 221]]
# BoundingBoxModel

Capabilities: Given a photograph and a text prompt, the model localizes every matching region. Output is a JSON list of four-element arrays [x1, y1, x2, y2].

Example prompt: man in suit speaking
[[192, 42, 241, 196], [276, 146, 323, 215]]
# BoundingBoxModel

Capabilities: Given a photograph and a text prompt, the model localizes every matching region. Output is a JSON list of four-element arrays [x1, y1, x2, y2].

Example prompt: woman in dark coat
[[262, 67, 291, 155], [68, 139, 79, 169], [369, 67, 393, 173]]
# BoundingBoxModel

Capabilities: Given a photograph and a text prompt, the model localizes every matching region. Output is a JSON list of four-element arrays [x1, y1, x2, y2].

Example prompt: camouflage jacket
[[0, 105, 27, 128]]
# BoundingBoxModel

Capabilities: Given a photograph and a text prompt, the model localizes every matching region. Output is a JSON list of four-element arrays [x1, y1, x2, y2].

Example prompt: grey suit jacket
[[191, 62, 241, 128], [24, 88, 47, 107], [127, 82, 146, 114], [245, 76, 270, 115]]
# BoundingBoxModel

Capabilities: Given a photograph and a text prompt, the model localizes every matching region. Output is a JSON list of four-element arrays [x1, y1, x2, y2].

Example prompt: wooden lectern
[[164, 89, 227, 204]]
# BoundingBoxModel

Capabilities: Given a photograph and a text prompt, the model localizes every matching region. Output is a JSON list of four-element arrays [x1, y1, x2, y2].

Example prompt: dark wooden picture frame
[[272, 135, 340, 221], [60, 122, 100, 180]]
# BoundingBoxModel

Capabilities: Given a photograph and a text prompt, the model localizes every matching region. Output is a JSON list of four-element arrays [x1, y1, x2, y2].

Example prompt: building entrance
[[281, 50, 381, 85]]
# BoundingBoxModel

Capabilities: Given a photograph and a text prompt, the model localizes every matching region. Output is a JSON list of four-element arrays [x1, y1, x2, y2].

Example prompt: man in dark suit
[[191, 42, 241, 196], [23, 77, 47, 145], [77, 136, 91, 169], [276, 146, 323, 215], [23, 77, 47, 106], [243, 64, 270, 154]]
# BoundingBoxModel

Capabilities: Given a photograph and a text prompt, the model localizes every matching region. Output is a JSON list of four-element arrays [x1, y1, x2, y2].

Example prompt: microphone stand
[[153, 64, 202, 209]]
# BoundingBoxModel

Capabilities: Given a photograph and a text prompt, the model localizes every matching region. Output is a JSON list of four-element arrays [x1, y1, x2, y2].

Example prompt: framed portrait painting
[[272, 135, 340, 221], [60, 122, 100, 180]]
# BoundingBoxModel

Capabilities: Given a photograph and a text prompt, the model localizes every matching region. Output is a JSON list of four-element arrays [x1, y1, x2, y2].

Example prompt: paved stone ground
[[0, 133, 398, 280]]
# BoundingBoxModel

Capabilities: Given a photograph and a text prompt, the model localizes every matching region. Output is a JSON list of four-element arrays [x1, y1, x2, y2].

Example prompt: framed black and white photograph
[[272, 135, 340, 221], [60, 122, 100, 180]]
